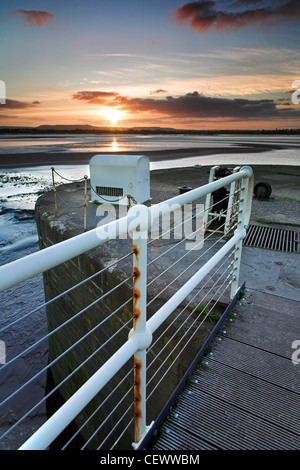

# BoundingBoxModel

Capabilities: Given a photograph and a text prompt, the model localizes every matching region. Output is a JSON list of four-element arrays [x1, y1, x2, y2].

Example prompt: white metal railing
[[0, 165, 253, 450]]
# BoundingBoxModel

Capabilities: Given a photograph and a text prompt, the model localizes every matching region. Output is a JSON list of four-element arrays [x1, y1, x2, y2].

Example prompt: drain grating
[[243, 225, 299, 253]]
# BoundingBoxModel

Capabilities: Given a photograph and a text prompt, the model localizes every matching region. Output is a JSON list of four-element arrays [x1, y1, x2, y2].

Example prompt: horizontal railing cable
[[96, 401, 134, 450], [0, 249, 134, 334], [147, 276, 234, 403], [147, 190, 240, 247], [147, 253, 234, 361], [0, 274, 133, 376], [0, 298, 133, 443], [147, 204, 240, 278], [61, 366, 134, 449], [82, 381, 134, 450], [147, 208, 218, 267], [149, 262, 234, 370], [146, 255, 234, 378], [147, 269, 234, 400], [0, 295, 132, 411], [147, 218, 238, 307], [145, 200, 238, 288], [109, 416, 134, 451]]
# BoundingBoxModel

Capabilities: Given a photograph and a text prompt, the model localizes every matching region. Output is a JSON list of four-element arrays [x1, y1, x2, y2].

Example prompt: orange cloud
[[6, 9, 55, 27], [174, 0, 300, 33]]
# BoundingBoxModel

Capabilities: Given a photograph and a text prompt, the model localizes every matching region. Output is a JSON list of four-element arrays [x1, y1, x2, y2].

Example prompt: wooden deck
[[152, 289, 300, 450]]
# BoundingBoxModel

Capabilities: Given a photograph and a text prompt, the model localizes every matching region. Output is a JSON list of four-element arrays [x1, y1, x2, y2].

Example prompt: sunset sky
[[0, 0, 300, 130]]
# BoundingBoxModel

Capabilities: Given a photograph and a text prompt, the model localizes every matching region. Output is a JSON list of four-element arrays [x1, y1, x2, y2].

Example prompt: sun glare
[[101, 107, 125, 125], [110, 138, 119, 151]]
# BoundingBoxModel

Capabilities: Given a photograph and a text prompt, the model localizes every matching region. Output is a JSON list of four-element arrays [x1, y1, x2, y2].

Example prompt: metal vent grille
[[96, 186, 123, 197], [243, 225, 298, 253]]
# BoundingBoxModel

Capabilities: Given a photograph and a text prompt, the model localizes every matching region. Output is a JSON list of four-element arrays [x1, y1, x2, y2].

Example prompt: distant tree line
[[0, 126, 299, 136]]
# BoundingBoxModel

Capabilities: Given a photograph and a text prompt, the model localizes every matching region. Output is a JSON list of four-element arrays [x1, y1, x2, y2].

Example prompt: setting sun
[[100, 107, 125, 125]]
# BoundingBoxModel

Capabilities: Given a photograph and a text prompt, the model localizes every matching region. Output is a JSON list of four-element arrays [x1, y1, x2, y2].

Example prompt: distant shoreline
[[0, 144, 282, 169], [0, 125, 299, 136]]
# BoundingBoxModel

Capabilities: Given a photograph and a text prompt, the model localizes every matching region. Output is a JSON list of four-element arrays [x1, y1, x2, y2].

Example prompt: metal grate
[[243, 224, 299, 253], [96, 186, 123, 197]]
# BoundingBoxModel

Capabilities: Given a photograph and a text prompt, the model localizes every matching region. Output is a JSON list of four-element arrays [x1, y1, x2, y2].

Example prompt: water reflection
[[110, 138, 119, 152]]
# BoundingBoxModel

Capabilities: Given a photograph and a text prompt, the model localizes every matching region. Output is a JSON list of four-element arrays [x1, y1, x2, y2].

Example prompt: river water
[[0, 132, 298, 153], [0, 133, 299, 448]]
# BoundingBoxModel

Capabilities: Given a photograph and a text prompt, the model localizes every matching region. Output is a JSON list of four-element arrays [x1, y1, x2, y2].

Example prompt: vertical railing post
[[128, 204, 152, 447], [83, 175, 88, 232], [230, 170, 252, 298], [224, 166, 240, 235], [203, 165, 218, 232], [51, 167, 58, 214]]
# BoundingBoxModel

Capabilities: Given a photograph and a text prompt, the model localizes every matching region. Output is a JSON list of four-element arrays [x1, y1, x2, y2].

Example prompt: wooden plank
[[221, 304, 300, 358], [154, 388, 300, 450], [193, 359, 300, 434], [154, 422, 218, 450], [211, 336, 300, 393]]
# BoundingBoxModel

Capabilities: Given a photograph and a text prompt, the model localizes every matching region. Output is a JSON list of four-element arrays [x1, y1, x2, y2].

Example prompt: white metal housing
[[89, 154, 150, 205]]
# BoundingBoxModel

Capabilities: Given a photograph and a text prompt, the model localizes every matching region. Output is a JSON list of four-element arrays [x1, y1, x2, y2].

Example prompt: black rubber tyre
[[253, 182, 272, 199]]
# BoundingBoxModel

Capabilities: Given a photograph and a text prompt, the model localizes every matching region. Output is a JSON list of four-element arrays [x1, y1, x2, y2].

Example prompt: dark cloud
[[173, 0, 300, 33], [73, 90, 300, 121], [0, 99, 41, 109], [230, 0, 269, 6], [6, 9, 55, 27], [0, 114, 15, 119], [149, 89, 168, 95], [72, 91, 119, 105]]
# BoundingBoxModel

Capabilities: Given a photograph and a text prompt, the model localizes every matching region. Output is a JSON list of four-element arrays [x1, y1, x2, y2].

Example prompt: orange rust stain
[[133, 267, 141, 279], [133, 266, 141, 326], [133, 288, 140, 299], [134, 358, 143, 442], [133, 307, 141, 327], [132, 244, 139, 257]]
